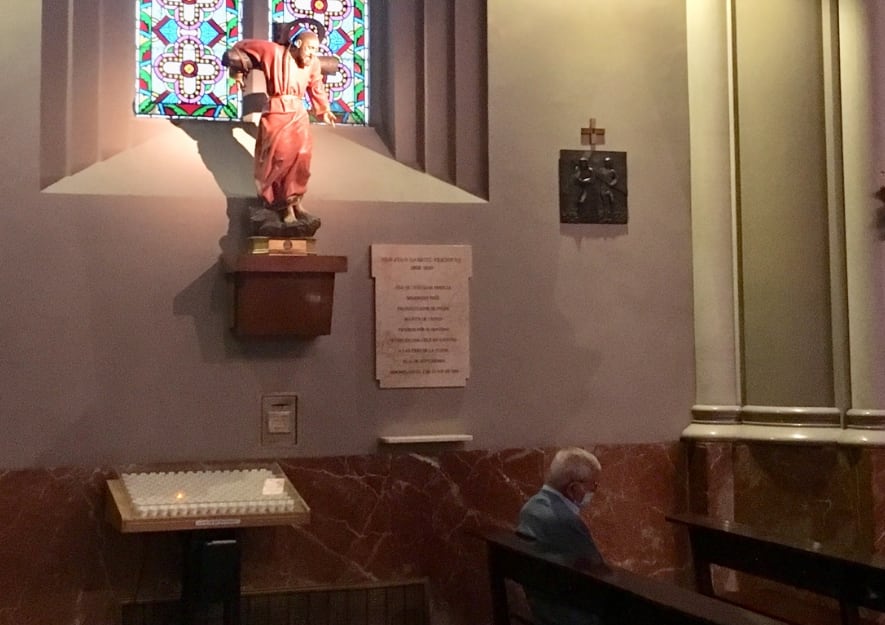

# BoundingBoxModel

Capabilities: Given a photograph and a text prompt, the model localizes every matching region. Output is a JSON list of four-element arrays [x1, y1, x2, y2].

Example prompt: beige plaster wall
[[0, 1, 694, 468], [735, 0, 834, 407], [846, 0, 885, 410]]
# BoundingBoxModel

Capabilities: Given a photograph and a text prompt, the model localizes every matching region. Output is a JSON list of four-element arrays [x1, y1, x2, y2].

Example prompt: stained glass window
[[135, 0, 242, 120], [271, 0, 369, 125], [135, 0, 368, 124]]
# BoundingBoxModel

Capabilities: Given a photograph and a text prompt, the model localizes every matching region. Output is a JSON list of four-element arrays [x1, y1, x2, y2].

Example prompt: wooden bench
[[667, 512, 885, 625], [477, 527, 789, 625]]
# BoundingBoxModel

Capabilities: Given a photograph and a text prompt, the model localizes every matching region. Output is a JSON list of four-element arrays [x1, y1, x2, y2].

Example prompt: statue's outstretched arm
[[222, 47, 255, 85]]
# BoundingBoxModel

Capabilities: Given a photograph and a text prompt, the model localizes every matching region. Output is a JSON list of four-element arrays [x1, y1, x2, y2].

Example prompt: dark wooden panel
[[228, 255, 348, 274], [668, 512, 885, 624], [478, 527, 788, 625], [227, 254, 347, 338], [121, 580, 427, 625], [233, 271, 337, 337]]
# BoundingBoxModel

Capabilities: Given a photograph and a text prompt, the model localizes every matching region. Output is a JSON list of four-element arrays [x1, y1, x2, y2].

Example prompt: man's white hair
[[545, 447, 601, 492]]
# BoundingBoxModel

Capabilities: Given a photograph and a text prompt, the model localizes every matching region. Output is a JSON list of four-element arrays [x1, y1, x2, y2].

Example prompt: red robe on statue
[[229, 39, 331, 208]]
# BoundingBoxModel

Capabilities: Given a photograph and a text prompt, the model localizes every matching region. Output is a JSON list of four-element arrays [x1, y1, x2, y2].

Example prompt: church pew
[[477, 527, 789, 625], [667, 512, 885, 625]]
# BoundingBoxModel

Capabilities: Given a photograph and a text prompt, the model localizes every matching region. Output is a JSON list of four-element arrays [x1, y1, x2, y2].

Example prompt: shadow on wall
[[174, 121, 257, 199], [170, 247, 319, 365], [876, 186, 885, 239]]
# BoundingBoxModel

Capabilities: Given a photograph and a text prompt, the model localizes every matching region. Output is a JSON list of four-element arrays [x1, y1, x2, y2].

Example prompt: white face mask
[[578, 491, 594, 508]]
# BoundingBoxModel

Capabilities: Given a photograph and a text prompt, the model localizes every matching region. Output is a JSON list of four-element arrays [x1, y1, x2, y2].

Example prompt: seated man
[[516, 447, 605, 625]]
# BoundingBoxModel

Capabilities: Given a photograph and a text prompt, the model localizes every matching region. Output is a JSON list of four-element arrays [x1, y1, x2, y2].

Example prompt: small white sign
[[195, 518, 242, 527], [262, 477, 285, 496], [267, 410, 291, 434]]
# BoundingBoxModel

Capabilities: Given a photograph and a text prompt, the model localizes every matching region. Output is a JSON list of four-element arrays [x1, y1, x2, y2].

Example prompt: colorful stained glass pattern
[[136, 0, 242, 120], [271, 0, 369, 125]]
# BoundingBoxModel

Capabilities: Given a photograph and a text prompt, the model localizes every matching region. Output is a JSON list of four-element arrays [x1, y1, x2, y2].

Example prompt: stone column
[[842, 0, 885, 439], [683, 1, 741, 437]]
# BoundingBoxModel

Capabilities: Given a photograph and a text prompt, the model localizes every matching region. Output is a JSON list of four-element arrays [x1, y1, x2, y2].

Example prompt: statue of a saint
[[223, 21, 336, 238]]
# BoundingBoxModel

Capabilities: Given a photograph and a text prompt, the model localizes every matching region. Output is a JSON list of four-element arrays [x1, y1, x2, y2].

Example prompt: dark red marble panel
[[686, 443, 878, 625], [0, 444, 686, 625], [871, 448, 885, 555], [705, 442, 735, 520]]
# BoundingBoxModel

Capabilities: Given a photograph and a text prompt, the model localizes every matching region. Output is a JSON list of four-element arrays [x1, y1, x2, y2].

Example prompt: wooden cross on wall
[[581, 118, 606, 149]]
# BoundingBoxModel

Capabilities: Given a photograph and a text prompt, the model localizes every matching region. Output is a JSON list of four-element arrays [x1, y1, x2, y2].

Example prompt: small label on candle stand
[[195, 518, 242, 527]]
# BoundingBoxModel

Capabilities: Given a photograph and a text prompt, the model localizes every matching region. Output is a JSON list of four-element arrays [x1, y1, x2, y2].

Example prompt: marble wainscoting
[[686, 441, 874, 551], [686, 441, 885, 623], [871, 448, 885, 555], [0, 443, 689, 625]]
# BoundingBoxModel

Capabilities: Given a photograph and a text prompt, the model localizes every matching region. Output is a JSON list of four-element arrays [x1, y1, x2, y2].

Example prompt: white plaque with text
[[372, 244, 472, 388]]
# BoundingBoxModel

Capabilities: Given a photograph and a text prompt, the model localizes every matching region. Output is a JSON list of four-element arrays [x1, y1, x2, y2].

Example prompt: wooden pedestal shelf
[[224, 254, 348, 338]]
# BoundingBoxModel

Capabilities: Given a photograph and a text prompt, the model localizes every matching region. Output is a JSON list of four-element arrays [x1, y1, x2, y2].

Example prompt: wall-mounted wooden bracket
[[224, 254, 348, 338]]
